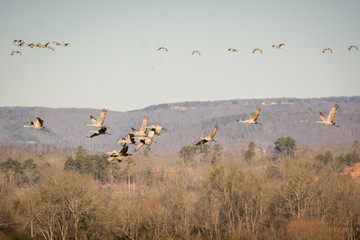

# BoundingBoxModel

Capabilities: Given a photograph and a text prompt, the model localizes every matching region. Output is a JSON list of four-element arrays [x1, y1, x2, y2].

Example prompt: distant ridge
[[0, 96, 359, 153]]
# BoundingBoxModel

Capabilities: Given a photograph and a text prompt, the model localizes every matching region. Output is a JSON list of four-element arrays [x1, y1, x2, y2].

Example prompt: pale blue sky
[[1, 0, 359, 111]]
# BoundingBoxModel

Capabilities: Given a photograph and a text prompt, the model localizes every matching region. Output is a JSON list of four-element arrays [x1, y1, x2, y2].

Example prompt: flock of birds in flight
[[10, 41, 359, 56], [22, 104, 340, 163], [10, 40, 70, 55], [156, 44, 359, 55]]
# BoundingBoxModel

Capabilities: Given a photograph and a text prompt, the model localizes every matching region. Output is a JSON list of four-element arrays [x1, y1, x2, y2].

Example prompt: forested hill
[[0, 96, 359, 153]]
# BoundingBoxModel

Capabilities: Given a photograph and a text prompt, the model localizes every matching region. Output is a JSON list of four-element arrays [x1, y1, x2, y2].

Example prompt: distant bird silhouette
[[196, 125, 218, 145], [157, 47, 168, 52], [252, 48, 263, 54], [118, 132, 136, 146], [11, 50, 21, 56], [192, 50, 201, 56], [61, 42, 70, 47], [53, 41, 61, 46], [272, 43, 284, 49], [13, 40, 24, 44], [25, 43, 35, 48], [87, 127, 111, 138], [322, 48, 333, 54], [348, 45, 358, 51], [236, 108, 262, 125], [13, 42, 25, 47], [23, 118, 50, 132], [228, 48, 238, 52], [107, 145, 132, 163], [85, 109, 108, 128], [315, 104, 340, 127]]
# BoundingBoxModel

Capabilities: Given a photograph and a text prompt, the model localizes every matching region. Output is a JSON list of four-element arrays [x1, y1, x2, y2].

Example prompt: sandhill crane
[[315, 104, 340, 127], [348, 45, 358, 51], [196, 125, 218, 145], [192, 50, 201, 56], [228, 48, 238, 52], [87, 127, 111, 138], [131, 116, 149, 137], [13, 42, 24, 47], [107, 145, 132, 163], [53, 41, 61, 46], [25, 43, 35, 48], [117, 132, 136, 146], [61, 42, 70, 47], [157, 47, 168, 52], [322, 48, 333, 54], [252, 48, 263, 54], [13, 40, 24, 44], [23, 118, 50, 132], [11, 51, 21, 56], [146, 125, 166, 136], [236, 108, 263, 125], [134, 136, 157, 152], [36, 42, 44, 48], [85, 109, 108, 128], [134, 128, 157, 152], [272, 43, 284, 49]]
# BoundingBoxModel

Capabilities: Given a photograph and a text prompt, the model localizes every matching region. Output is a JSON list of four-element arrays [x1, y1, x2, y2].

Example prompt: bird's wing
[[192, 51, 195, 55], [97, 109, 107, 125], [356, 46, 359, 51], [252, 49, 256, 54], [250, 108, 261, 121], [89, 132, 99, 138], [128, 132, 136, 144], [120, 145, 129, 155], [279, 44, 284, 47], [147, 129, 156, 138], [327, 104, 339, 122], [36, 118, 44, 127], [135, 140, 144, 152], [99, 127, 107, 134], [208, 125, 219, 139], [90, 115, 97, 124], [319, 112, 327, 121], [259, 49, 263, 54], [139, 116, 149, 135], [107, 150, 120, 157], [196, 140, 206, 145], [165, 48, 168, 52], [348, 46, 352, 51]]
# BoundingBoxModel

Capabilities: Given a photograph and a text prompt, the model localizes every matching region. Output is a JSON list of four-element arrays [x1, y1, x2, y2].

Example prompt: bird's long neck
[[315, 120, 324, 124], [22, 125, 33, 128]]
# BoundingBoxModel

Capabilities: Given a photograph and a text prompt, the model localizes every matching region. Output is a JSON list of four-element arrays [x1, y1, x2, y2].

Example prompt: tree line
[[0, 139, 360, 239]]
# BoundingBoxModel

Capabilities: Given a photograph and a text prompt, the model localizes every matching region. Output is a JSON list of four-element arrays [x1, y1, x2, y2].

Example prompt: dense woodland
[[1, 138, 360, 240], [0, 96, 360, 153]]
